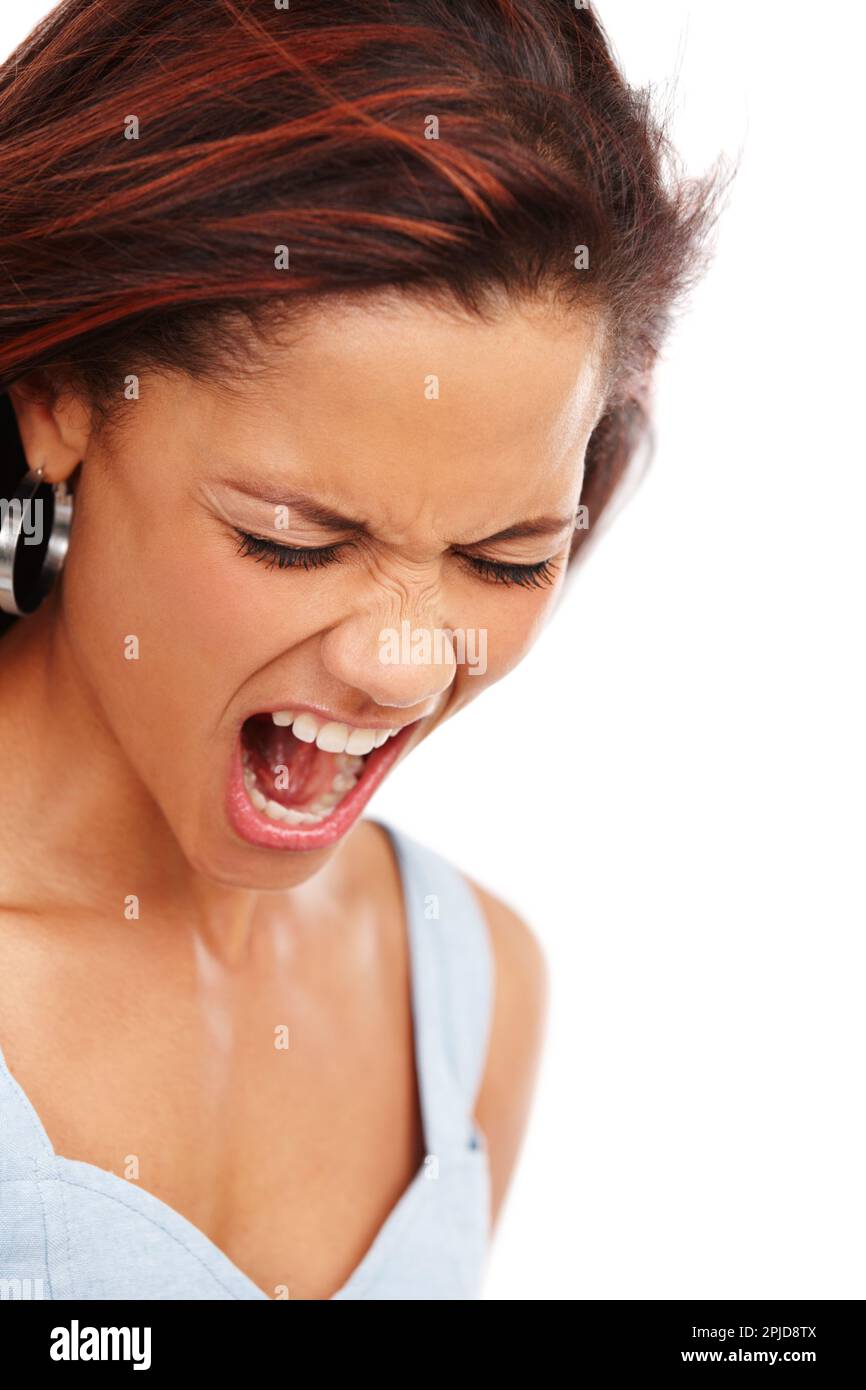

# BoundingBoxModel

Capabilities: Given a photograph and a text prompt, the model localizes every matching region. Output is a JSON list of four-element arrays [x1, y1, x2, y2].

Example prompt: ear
[[7, 370, 92, 484]]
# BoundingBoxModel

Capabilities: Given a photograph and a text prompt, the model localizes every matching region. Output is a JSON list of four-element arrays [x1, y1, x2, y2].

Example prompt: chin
[[182, 833, 337, 893]]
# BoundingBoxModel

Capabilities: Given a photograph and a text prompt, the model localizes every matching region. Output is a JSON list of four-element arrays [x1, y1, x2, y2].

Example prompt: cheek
[[59, 495, 279, 749], [492, 576, 563, 658], [448, 583, 562, 699], [68, 488, 308, 687]]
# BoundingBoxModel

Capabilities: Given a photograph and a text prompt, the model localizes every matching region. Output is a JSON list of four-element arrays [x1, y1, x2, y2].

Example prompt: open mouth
[[225, 708, 418, 852]]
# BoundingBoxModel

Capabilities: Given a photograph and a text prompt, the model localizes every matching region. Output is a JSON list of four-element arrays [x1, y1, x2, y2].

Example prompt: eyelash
[[463, 554, 558, 590], [233, 531, 559, 590], [234, 531, 344, 572]]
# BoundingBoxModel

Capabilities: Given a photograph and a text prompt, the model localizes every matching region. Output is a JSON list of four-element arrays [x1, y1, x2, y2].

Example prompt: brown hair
[[0, 0, 727, 570]]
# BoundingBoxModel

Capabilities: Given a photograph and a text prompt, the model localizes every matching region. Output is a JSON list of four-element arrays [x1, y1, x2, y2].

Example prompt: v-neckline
[[0, 817, 432, 1301]]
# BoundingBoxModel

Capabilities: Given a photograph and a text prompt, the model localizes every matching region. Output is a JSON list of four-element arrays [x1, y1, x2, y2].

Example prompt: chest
[[0, 910, 424, 1299]]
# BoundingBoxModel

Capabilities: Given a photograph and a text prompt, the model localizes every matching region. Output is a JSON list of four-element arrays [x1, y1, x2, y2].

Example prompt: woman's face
[[34, 294, 608, 888]]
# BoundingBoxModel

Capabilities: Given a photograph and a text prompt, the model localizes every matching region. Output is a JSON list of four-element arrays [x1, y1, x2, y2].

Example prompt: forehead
[[186, 293, 609, 526]]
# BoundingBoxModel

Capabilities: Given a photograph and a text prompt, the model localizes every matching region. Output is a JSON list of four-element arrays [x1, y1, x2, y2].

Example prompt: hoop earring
[[0, 466, 74, 616]]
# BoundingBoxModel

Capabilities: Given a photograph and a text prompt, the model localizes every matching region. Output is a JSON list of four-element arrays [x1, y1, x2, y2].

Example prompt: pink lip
[[225, 719, 418, 852]]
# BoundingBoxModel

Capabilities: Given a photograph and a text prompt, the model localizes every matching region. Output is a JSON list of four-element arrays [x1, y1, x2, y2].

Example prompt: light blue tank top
[[0, 819, 494, 1300]]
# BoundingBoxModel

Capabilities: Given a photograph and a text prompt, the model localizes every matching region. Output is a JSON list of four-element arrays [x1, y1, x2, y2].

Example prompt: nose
[[319, 606, 459, 710]]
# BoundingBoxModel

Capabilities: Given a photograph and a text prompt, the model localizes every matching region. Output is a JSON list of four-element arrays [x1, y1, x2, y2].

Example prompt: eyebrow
[[226, 479, 574, 546]]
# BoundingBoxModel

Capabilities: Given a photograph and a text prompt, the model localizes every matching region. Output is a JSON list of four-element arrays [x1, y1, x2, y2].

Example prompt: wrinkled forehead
[[162, 293, 610, 539]]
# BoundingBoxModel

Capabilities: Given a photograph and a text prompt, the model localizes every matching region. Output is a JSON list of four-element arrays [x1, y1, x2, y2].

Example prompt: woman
[[0, 0, 721, 1300]]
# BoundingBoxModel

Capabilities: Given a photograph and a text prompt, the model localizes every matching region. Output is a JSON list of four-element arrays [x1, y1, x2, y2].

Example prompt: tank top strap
[[376, 819, 495, 1160]]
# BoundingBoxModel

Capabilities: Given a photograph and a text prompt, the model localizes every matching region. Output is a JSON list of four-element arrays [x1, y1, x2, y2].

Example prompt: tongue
[[242, 716, 337, 808]]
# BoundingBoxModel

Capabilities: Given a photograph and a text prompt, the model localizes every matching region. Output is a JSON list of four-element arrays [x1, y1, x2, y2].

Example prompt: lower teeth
[[242, 750, 364, 825]]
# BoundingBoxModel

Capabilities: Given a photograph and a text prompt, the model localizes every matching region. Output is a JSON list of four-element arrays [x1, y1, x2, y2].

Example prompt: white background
[[3, 3, 863, 1299]]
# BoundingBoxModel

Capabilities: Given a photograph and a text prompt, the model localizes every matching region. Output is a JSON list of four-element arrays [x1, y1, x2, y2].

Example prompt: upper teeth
[[271, 710, 399, 755]]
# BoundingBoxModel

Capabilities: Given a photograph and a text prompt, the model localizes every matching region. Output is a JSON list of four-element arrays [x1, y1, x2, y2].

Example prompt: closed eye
[[456, 553, 559, 589], [234, 530, 346, 570], [233, 530, 560, 589]]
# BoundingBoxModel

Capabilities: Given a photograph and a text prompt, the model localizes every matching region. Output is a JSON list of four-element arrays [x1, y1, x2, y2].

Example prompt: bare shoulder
[[463, 875, 549, 1231]]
